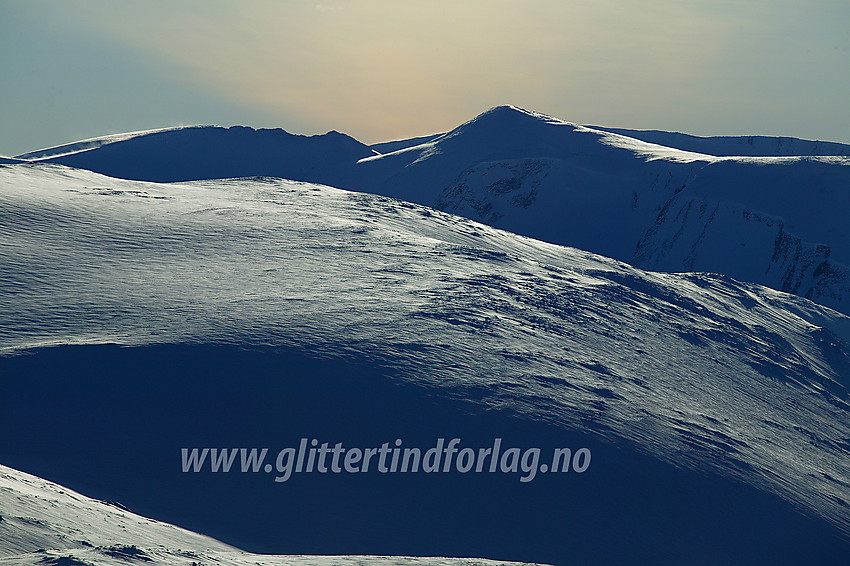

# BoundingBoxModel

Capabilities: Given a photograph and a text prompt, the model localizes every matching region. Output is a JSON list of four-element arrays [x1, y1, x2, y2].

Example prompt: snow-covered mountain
[[2, 163, 849, 565], [15, 106, 850, 317], [352, 107, 850, 316], [14, 125, 374, 185], [0, 463, 544, 566]]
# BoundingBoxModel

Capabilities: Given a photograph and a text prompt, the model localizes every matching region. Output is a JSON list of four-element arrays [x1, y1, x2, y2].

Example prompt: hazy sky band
[[2, 0, 849, 155]]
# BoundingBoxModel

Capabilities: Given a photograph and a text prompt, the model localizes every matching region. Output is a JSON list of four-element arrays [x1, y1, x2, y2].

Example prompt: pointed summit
[[468, 104, 558, 123], [443, 105, 571, 142]]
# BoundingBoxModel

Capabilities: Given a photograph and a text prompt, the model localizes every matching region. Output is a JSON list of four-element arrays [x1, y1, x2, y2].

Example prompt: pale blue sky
[[2, 0, 849, 156]]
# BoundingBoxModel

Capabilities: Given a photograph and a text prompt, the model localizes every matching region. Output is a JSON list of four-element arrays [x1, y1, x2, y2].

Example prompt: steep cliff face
[[635, 198, 848, 313], [630, 157, 850, 315], [434, 158, 551, 223]]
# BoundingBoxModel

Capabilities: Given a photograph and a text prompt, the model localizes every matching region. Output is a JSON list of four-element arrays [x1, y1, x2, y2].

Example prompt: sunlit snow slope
[[2, 163, 850, 565], [589, 126, 850, 158], [16, 106, 850, 317], [0, 464, 544, 566]]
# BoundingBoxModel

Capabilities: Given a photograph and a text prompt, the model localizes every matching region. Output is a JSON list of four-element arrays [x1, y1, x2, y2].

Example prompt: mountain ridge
[[14, 125, 374, 185], [7, 106, 850, 317], [591, 125, 850, 157]]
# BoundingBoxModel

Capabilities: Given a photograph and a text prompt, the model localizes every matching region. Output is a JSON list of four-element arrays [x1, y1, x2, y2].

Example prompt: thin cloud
[[20, 0, 850, 143]]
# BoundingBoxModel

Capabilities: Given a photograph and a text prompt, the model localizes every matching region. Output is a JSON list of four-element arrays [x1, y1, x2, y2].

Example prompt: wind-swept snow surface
[[0, 464, 545, 566], [1, 163, 849, 565]]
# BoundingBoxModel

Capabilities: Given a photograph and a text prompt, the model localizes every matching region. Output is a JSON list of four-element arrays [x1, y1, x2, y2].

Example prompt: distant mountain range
[[12, 105, 850, 316]]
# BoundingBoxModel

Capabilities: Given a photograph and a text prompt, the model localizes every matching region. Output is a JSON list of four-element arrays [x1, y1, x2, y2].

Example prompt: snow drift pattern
[[1, 163, 849, 564]]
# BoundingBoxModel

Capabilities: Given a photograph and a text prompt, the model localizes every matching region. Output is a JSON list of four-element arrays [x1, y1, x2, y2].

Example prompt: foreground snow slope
[[0, 463, 236, 560], [0, 464, 543, 566], [17, 106, 850, 317], [1, 163, 849, 564]]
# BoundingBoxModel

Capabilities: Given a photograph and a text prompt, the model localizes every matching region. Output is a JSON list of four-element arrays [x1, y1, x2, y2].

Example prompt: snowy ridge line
[[12, 125, 363, 162], [2, 163, 850, 547], [0, 463, 548, 566], [589, 125, 850, 158], [12, 126, 190, 160], [360, 105, 850, 165], [588, 125, 850, 165]]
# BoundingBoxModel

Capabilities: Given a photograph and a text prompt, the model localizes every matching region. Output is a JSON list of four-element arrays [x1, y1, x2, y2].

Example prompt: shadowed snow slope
[[0, 464, 545, 566], [16, 106, 850, 316], [15, 125, 373, 185], [1, 163, 850, 565]]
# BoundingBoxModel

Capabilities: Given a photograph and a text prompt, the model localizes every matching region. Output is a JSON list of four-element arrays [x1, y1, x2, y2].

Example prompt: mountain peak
[[427, 104, 583, 153], [480, 104, 539, 117], [457, 105, 567, 132]]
